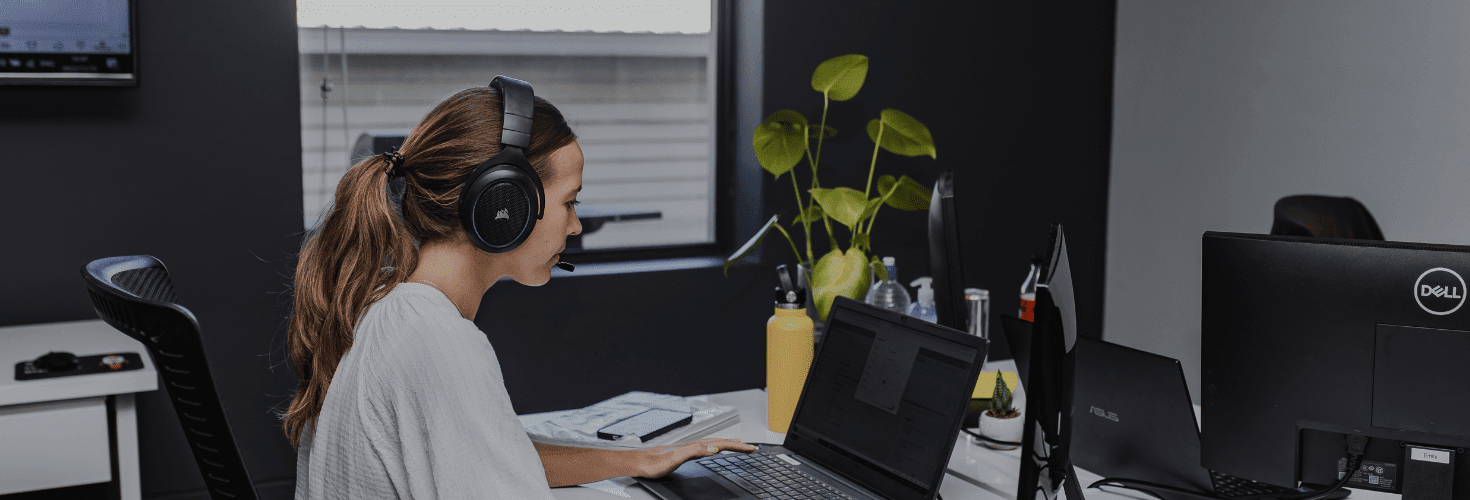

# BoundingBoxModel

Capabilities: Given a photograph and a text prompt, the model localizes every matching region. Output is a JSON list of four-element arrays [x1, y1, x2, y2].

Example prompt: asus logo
[[1090, 406, 1119, 422], [494, 208, 510, 220], [1421, 285, 1463, 299]]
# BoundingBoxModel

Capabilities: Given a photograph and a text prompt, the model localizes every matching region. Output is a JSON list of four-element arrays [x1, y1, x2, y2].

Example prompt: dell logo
[[494, 208, 510, 220], [1414, 268, 1467, 316], [1090, 406, 1119, 422]]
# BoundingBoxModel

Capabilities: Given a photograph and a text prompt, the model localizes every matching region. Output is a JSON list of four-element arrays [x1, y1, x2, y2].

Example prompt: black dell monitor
[[1202, 232, 1470, 499], [928, 170, 967, 332], [1018, 224, 1085, 500]]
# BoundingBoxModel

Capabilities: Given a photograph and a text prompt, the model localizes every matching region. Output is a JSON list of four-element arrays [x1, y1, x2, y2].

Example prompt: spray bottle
[[767, 265, 814, 433], [907, 277, 938, 323]]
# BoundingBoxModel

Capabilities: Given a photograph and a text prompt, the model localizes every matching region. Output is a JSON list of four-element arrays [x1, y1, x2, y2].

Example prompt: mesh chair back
[[1271, 194, 1385, 240], [81, 255, 259, 500]]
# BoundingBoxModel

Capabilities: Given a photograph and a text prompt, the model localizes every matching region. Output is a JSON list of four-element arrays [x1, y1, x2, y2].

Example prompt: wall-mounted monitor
[[0, 0, 138, 86]]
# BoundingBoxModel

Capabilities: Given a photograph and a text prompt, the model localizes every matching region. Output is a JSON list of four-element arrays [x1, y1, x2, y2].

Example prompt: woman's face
[[499, 140, 584, 286]]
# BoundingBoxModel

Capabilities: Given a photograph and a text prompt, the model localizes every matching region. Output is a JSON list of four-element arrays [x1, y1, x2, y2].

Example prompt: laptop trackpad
[[662, 476, 741, 500]]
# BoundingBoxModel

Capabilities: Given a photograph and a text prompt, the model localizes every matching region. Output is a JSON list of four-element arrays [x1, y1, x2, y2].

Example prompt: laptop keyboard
[[1209, 471, 1302, 498], [696, 452, 858, 499]]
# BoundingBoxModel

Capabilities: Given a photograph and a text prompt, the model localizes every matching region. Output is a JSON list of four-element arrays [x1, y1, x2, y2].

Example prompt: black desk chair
[[1270, 194, 1384, 240], [81, 255, 260, 500]]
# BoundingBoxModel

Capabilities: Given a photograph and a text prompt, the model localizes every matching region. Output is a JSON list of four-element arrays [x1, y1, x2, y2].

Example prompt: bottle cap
[[774, 286, 807, 308], [882, 256, 895, 266]]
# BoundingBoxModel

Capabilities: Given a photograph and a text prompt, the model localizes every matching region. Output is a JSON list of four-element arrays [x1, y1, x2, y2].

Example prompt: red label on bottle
[[1019, 298, 1036, 322]]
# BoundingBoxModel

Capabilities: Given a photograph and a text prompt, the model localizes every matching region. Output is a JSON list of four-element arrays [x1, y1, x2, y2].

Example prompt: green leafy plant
[[987, 377, 1018, 419], [725, 54, 937, 322]]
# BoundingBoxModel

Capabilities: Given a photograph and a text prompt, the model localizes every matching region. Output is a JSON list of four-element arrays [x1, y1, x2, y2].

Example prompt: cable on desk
[[1089, 435, 1368, 500], [961, 428, 1022, 447]]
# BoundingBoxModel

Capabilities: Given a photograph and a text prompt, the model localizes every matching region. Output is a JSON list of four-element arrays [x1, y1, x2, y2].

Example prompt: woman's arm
[[533, 437, 758, 487], [533, 441, 645, 487]]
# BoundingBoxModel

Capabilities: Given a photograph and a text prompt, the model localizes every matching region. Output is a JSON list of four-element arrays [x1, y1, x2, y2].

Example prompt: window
[[298, 1, 727, 255]]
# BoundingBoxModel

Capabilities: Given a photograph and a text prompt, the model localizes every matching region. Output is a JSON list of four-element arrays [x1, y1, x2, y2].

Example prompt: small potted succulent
[[979, 376, 1023, 450]]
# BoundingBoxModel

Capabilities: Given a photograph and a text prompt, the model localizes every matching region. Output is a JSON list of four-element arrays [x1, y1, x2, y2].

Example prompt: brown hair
[[283, 87, 577, 448]]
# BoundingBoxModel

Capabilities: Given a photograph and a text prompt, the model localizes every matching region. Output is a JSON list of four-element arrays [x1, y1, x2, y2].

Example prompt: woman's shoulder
[[353, 283, 490, 360]]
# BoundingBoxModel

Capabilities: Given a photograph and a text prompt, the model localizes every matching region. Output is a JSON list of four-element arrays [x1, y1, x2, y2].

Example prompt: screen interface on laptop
[[787, 304, 980, 498]]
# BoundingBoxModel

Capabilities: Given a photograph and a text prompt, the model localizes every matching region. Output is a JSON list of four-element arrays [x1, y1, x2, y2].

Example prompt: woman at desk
[[282, 80, 755, 499]]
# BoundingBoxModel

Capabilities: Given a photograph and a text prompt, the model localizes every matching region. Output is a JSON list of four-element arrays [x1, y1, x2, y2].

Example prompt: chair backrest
[[1270, 194, 1385, 240], [81, 255, 259, 500]]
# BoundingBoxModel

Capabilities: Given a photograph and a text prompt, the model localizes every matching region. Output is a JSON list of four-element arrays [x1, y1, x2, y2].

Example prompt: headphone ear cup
[[460, 164, 539, 253]]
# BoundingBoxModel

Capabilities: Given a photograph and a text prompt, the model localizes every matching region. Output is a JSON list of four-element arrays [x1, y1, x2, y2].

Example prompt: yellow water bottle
[[767, 266, 814, 434]]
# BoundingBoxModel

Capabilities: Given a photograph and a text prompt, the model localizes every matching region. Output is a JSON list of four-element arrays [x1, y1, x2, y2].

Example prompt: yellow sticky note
[[972, 371, 1020, 399]]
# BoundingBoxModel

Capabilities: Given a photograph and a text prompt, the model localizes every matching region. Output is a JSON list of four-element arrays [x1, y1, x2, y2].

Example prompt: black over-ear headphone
[[458, 75, 547, 253]]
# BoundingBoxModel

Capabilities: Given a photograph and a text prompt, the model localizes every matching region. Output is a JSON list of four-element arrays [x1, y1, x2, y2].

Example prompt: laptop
[[1070, 336, 1349, 500], [635, 295, 990, 500]]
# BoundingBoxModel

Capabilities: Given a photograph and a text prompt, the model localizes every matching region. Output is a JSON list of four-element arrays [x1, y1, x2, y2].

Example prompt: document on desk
[[519, 391, 740, 450]]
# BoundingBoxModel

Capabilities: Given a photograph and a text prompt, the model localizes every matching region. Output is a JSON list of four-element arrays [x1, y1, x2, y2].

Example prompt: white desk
[[548, 359, 1399, 500], [0, 319, 158, 498]]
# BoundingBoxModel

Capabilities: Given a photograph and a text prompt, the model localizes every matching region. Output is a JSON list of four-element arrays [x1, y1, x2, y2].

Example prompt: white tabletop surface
[[0, 319, 157, 407], [547, 358, 1398, 500]]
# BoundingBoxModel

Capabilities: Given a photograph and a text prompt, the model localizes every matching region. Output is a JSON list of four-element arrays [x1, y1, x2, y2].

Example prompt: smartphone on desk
[[596, 409, 694, 442]]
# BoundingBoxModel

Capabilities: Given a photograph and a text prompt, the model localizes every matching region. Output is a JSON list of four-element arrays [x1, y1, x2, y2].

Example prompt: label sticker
[[1412, 447, 1452, 464], [777, 453, 801, 466], [1345, 460, 1397, 491]]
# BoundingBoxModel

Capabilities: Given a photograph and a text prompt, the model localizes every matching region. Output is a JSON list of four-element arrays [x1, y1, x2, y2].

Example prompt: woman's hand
[[633, 437, 759, 479]]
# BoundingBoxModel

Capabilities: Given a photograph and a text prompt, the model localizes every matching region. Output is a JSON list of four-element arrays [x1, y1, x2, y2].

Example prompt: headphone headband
[[490, 76, 535, 150]]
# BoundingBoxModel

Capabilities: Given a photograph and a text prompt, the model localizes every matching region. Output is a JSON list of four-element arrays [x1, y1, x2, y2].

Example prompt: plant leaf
[[792, 205, 825, 225], [808, 125, 838, 139], [876, 174, 932, 211], [811, 247, 871, 321], [853, 233, 871, 253], [723, 214, 780, 276], [810, 54, 869, 102], [753, 110, 809, 179], [865, 109, 937, 159], [869, 254, 888, 283], [808, 186, 868, 229]]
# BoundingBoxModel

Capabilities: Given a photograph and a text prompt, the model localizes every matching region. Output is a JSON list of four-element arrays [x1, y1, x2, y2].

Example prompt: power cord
[[1089, 435, 1369, 500]]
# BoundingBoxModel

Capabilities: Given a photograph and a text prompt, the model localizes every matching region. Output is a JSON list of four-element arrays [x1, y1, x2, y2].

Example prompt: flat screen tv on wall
[[0, 0, 138, 86]]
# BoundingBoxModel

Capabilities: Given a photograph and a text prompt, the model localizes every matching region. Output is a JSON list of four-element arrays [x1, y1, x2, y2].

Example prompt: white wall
[[1108, 1, 1470, 402]]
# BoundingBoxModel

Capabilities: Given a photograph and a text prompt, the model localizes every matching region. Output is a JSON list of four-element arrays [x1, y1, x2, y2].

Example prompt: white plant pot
[[978, 411, 1024, 450]]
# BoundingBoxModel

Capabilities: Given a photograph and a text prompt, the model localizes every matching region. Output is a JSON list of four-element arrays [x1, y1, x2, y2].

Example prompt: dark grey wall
[[0, 1, 305, 498], [761, 1, 1117, 350]]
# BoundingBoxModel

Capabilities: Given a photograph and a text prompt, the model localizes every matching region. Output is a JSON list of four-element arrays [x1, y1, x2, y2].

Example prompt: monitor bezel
[[0, 0, 139, 87]]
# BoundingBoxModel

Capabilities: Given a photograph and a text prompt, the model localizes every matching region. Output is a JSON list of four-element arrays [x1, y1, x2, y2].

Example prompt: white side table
[[0, 319, 158, 498]]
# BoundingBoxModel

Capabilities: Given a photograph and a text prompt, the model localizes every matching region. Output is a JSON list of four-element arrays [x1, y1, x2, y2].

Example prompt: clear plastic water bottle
[[864, 256, 912, 314]]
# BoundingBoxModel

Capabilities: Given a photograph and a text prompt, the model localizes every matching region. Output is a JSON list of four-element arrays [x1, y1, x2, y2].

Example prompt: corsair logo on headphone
[[495, 208, 510, 221], [1414, 267, 1466, 316]]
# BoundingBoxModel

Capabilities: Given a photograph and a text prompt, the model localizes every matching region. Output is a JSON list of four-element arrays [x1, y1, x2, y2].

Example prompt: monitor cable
[[1088, 435, 1369, 500], [961, 428, 1022, 448]]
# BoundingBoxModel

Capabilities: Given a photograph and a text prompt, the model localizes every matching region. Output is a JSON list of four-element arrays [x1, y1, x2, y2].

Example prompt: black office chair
[[81, 255, 259, 500], [1270, 194, 1384, 240]]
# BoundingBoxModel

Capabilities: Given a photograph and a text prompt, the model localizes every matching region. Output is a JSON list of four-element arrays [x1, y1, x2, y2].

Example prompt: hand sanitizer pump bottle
[[864, 256, 912, 314], [768, 266, 813, 433], [907, 277, 938, 323]]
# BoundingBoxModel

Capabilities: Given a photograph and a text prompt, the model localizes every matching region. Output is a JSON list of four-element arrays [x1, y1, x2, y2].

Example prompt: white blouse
[[295, 282, 557, 500]]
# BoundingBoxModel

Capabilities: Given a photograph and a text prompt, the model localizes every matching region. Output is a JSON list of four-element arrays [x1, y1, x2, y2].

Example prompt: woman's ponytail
[[283, 154, 416, 449]]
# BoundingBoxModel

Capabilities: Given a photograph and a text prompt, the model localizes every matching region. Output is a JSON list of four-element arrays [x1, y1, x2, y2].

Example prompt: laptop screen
[[786, 298, 984, 500]]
